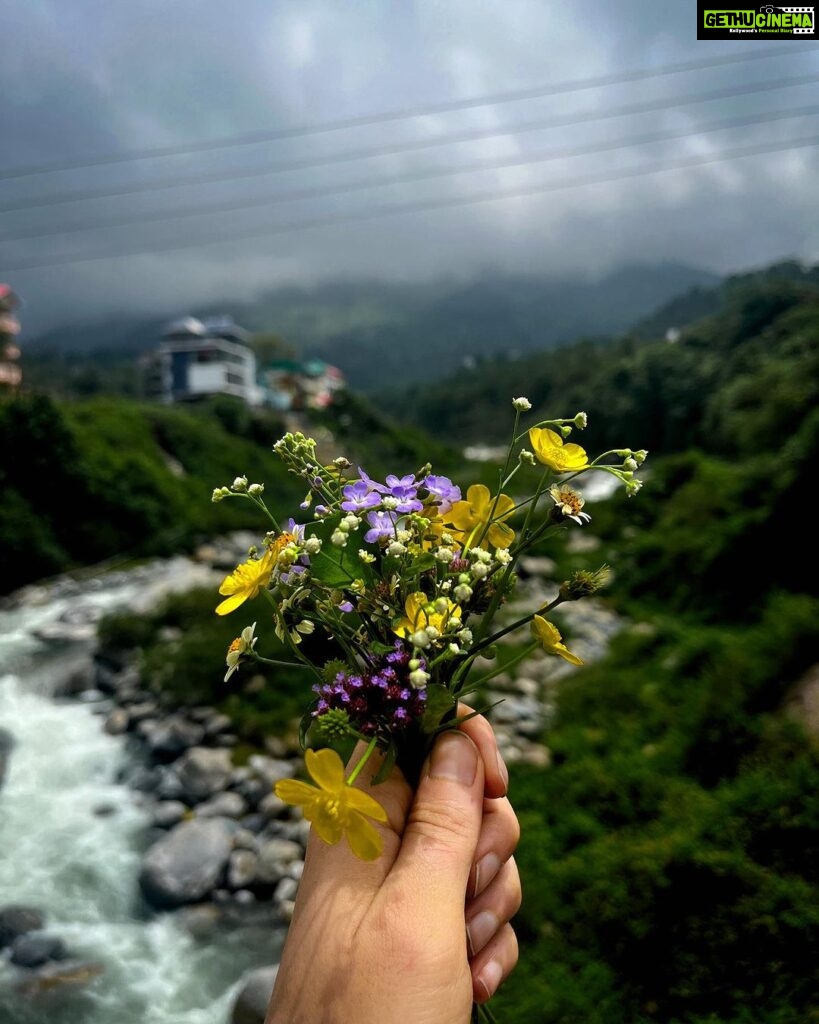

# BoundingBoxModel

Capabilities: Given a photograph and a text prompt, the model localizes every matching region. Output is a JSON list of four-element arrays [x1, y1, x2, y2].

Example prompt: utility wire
[[4, 104, 817, 244], [2, 71, 817, 215], [3, 133, 817, 275], [0, 44, 815, 182]]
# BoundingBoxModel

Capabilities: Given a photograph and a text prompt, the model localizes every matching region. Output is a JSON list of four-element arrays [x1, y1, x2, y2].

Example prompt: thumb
[[392, 730, 484, 915]]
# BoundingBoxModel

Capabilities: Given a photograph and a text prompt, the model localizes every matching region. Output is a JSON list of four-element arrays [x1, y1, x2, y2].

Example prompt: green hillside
[[0, 391, 451, 594]]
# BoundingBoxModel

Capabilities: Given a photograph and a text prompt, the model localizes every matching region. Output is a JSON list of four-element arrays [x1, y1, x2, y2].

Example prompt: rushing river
[[0, 559, 280, 1024]]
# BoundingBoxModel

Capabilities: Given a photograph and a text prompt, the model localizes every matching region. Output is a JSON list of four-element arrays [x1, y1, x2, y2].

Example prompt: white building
[[157, 315, 258, 404]]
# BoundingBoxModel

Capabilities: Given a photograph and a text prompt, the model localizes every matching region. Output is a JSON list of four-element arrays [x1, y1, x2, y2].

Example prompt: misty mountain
[[25, 262, 718, 392]]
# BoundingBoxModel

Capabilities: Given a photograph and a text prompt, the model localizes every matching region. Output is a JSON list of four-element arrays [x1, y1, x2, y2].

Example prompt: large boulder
[[176, 747, 233, 803], [231, 965, 279, 1024], [0, 906, 44, 948], [139, 818, 233, 908], [10, 932, 67, 968]]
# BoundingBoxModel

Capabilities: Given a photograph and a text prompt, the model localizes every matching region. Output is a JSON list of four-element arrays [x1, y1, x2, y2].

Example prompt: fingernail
[[478, 959, 503, 1000], [496, 750, 509, 791], [466, 910, 498, 956], [473, 851, 500, 898], [430, 732, 478, 786]]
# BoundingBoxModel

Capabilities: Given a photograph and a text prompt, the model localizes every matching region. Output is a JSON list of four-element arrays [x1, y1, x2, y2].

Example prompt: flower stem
[[346, 736, 378, 787]]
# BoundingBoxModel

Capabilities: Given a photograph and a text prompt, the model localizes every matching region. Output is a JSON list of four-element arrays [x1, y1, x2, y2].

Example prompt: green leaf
[[372, 741, 398, 785], [369, 640, 400, 655], [421, 683, 456, 732], [298, 708, 314, 750]]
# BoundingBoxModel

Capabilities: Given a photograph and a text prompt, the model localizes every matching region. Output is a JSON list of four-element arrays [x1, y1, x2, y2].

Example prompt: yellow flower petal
[[305, 747, 346, 791], [215, 592, 250, 617], [310, 803, 345, 846], [274, 778, 320, 809], [531, 614, 584, 666], [529, 426, 589, 473], [346, 785, 389, 823], [345, 812, 384, 861]]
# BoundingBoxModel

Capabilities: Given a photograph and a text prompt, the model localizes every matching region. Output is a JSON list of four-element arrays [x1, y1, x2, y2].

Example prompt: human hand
[[266, 710, 521, 1024]]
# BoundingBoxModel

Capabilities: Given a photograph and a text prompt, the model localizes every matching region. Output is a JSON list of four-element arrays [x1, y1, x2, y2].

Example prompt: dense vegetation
[[488, 270, 819, 1021]]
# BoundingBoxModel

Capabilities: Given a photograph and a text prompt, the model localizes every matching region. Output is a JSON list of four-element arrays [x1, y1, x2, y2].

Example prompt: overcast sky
[[1, 0, 818, 333]]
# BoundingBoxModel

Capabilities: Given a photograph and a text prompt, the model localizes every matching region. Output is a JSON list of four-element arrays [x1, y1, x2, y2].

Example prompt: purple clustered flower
[[420, 474, 461, 513], [351, 468, 424, 514], [312, 644, 427, 735]]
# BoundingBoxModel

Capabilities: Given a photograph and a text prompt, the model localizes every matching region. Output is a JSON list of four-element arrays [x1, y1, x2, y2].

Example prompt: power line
[[2, 71, 817, 215], [5, 104, 817, 244], [3, 133, 817, 275], [0, 44, 815, 182]]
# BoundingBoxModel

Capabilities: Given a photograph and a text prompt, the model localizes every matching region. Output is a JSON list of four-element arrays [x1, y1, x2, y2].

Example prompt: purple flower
[[341, 479, 381, 512], [356, 467, 388, 494], [338, 600, 354, 614], [364, 510, 398, 544], [388, 485, 423, 513], [311, 644, 427, 736], [421, 475, 462, 513]]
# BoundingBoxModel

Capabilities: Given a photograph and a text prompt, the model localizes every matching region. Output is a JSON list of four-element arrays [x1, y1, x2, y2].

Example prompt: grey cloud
[[1, 0, 818, 333]]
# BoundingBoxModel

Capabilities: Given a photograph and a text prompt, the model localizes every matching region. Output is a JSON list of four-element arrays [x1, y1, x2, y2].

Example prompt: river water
[[0, 559, 280, 1024]]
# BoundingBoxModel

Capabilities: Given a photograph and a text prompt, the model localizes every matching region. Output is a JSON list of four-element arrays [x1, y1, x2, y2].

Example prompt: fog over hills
[[26, 261, 718, 391]]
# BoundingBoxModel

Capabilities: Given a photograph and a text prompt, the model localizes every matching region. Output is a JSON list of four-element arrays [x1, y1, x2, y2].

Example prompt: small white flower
[[342, 514, 360, 531], [397, 529, 413, 543], [433, 598, 450, 614], [425, 626, 440, 641], [471, 562, 489, 579], [495, 548, 512, 565], [458, 628, 473, 645], [435, 547, 454, 563], [247, 482, 265, 497], [448, 643, 461, 656], [411, 630, 431, 649], [387, 541, 406, 557], [331, 530, 347, 547], [358, 549, 376, 564], [304, 536, 322, 555], [232, 476, 248, 492], [211, 488, 225, 503], [513, 396, 532, 411], [409, 668, 430, 688], [454, 583, 473, 603], [573, 411, 588, 429], [634, 450, 649, 465], [382, 496, 399, 510], [224, 623, 257, 682], [469, 548, 492, 564]]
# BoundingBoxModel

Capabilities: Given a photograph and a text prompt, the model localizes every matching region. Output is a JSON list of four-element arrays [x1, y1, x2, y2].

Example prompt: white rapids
[[0, 557, 279, 1024]]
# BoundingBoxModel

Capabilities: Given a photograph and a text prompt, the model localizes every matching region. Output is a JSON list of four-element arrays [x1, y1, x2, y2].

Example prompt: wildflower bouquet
[[213, 399, 646, 862]]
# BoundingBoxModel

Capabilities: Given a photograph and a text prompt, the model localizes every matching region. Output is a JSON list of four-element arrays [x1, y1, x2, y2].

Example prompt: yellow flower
[[445, 484, 516, 549], [529, 427, 589, 473], [531, 614, 584, 666], [393, 591, 462, 639], [215, 548, 276, 616], [274, 748, 388, 861]]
